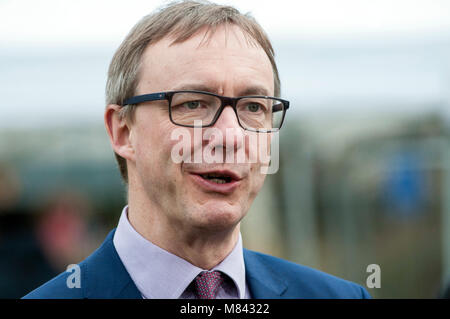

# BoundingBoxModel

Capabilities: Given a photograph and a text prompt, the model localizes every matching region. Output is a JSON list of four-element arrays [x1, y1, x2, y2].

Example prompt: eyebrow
[[171, 83, 217, 93], [238, 86, 270, 97], [171, 83, 271, 97]]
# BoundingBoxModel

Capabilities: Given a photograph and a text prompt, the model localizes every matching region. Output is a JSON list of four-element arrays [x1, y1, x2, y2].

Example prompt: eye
[[183, 101, 200, 109], [246, 103, 261, 112]]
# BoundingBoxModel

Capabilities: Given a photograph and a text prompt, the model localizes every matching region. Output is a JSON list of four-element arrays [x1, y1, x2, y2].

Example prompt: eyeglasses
[[122, 90, 289, 132]]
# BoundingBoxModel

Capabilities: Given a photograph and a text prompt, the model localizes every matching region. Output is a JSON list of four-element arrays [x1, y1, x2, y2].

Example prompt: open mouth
[[189, 170, 241, 193], [199, 173, 233, 184]]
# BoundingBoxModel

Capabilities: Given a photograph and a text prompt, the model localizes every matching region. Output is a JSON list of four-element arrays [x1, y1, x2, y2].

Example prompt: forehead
[[136, 24, 274, 96]]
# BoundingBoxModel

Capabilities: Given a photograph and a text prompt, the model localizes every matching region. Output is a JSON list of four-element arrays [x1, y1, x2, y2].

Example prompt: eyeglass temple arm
[[273, 101, 289, 113], [122, 92, 167, 106]]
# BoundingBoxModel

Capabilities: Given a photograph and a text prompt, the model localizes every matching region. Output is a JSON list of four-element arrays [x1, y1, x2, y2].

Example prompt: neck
[[126, 177, 240, 270]]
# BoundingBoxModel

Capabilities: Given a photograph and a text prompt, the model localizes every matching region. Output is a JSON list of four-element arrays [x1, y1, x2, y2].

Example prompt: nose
[[208, 106, 244, 155], [214, 105, 241, 129]]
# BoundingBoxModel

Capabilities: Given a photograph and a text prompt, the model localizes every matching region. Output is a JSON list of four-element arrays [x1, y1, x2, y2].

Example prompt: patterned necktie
[[193, 271, 224, 299]]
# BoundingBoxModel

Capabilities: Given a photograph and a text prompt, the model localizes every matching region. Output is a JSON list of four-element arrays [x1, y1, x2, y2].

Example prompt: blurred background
[[1, 0, 449, 298]]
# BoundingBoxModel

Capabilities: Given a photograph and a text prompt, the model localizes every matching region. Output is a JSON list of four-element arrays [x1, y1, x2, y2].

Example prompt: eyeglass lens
[[169, 92, 284, 130]]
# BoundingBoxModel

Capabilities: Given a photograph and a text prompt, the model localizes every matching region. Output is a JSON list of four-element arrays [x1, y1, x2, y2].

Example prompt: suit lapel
[[83, 229, 141, 299], [243, 249, 288, 299]]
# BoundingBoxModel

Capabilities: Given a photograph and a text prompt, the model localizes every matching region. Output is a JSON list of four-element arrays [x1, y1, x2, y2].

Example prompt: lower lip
[[189, 174, 240, 194]]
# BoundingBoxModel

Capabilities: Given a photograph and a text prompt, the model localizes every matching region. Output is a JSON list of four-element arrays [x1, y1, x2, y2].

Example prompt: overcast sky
[[1, 0, 450, 46], [1, 0, 450, 128]]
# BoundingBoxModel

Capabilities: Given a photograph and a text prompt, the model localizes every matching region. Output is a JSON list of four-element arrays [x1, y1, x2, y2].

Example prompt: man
[[24, 1, 371, 299]]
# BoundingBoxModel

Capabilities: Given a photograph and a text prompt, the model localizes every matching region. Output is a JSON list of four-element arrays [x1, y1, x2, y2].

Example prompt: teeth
[[200, 174, 230, 184], [209, 178, 227, 184]]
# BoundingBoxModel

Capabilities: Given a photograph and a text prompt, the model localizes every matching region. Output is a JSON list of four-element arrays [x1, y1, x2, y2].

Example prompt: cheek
[[247, 134, 269, 196], [133, 115, 178, 175], [249, 164, 266, 189], [245, 133, 258, 160], [245, 132, 272, 165]]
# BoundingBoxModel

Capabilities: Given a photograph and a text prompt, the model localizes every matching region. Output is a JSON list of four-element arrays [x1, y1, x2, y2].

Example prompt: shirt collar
[[113, 205, 247, 299]]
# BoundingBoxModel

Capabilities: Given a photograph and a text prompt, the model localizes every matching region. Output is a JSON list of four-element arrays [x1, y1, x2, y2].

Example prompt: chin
[[193, 201, 244, 231]]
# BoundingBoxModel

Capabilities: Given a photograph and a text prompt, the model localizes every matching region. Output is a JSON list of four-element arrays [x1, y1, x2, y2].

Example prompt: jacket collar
[[82, 229, 141, 299], [243, 249, 288, 298]]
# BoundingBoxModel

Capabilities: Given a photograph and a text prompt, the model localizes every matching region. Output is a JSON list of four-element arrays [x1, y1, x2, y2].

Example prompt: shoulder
[[244, 249, 371, 299], [22, 262, 85, 299], [22, 229, 139, 299]]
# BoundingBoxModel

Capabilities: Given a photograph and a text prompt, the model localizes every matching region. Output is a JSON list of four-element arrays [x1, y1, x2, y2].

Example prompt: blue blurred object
[[383, 151, 427, 219]]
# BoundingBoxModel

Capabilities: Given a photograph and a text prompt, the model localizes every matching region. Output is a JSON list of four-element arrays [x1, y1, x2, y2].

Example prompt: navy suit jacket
[[23, 229, 371, 299]]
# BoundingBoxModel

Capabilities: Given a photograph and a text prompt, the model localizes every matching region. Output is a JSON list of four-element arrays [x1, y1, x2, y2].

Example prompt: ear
[[104, 104, 135, 162]]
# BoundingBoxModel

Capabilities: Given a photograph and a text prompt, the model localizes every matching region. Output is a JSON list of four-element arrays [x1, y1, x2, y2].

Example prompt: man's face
[[128, 24, 274, 233]]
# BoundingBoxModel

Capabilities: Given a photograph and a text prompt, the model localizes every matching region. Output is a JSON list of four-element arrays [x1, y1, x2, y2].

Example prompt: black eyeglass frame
[[122, 90, 290, 133]]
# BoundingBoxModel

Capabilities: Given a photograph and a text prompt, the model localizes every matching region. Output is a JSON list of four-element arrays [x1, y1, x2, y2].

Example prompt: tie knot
[[194, 271, 224, 299]]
